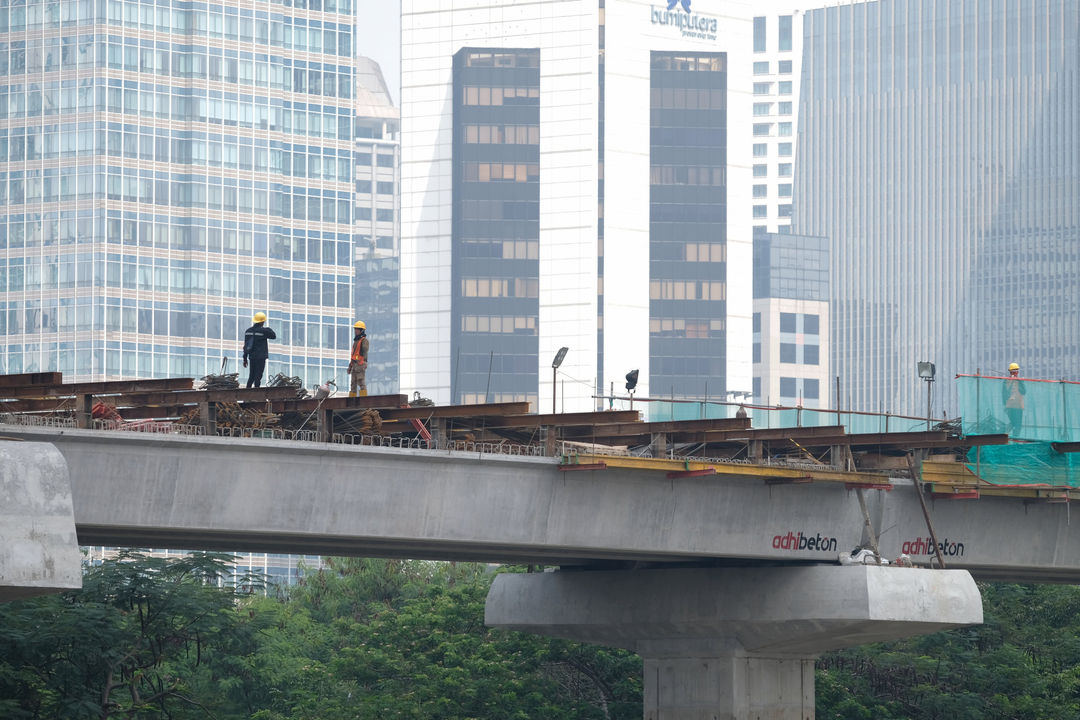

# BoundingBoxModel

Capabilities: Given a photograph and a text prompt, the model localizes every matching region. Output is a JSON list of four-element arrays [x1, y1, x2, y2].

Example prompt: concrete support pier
[[485, 565, 983, 719], [0, 442, 82, 601]]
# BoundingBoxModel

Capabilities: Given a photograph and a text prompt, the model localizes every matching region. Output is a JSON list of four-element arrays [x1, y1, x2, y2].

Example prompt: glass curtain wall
[[649, 51, 727, 399], [450, 47, 540, 406], [0, 0, 358, 386]]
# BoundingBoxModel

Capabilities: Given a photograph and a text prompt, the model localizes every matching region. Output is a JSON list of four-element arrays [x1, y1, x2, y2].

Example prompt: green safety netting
[[957, 375, 1080, 442], [957, 376, 1080, 487], [645, 401, 928, 433], [966, 441, 1080, 488]]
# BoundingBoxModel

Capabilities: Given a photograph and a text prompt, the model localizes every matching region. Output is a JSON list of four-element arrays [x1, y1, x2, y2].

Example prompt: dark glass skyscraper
[[649, 52, 727, 398], [450, 47, 540, 405], [795, 0, 1080, 416]]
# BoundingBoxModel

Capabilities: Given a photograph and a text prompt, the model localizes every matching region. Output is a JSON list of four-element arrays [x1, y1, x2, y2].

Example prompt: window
[[752, 342, 761, 362], [779, 101, 792, 115], [778, 183, 792, 197], [753, 102, 772, 116], [780, 377, 796, 397], [753, 123, 772, 136], [778, 204, 793, 217], [778, 163, 792, 177], [754, 16, 766, 52], [752, 312, 761, 332], [779, 60, 793, 74], [779, 122, 792, 136], [804, 344, 819, 365], [376, 181, 393, 194], [779, 81, 793, 95], [779, 15, 792, 52], [753, 376, 762, 398], [753, 164, 767, 177], [753, 82, 772, 95], [803, 313, 819, 334], [780, 312, 796, 332], [753, 143, 767, 157], [753, 184, 767, 198], [752, 205, 767, 218], [753, 61, 769, 75], [804, 378, 820, 399], [780, 343, 797, 363], [778, 143, 792, 156]]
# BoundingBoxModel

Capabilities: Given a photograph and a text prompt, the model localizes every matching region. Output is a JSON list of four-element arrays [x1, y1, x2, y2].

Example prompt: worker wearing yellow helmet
[[1002, 362, 1025, 436], [347, 320, 369, 397], [242, 311, 276, 388]]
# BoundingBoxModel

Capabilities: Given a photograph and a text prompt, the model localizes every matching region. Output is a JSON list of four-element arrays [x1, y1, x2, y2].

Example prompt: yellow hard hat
[[1008, 362, 1020, 372], [253, 311, 267, 323], [354, 320, 366, 329]]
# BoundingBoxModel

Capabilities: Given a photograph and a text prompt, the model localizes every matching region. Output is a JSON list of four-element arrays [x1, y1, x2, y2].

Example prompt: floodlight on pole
[[917, 362, 935, 430], [625, 369, 639, 411], [552, 347, 569, 414]]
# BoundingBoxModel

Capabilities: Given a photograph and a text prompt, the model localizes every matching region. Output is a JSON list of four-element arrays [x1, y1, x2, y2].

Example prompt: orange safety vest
[[350, 336, 368, 365]]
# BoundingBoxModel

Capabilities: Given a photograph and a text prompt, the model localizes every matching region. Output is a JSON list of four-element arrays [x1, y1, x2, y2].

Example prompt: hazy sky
[[358, 1, 401, 105]]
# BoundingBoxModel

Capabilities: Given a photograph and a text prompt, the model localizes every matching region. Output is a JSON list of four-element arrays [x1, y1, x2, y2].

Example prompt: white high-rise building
[[400, 0, 756, 412]]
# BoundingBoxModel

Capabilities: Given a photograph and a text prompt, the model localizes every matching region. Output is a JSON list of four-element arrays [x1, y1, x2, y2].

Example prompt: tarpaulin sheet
[[957, 375, 1080, 442]]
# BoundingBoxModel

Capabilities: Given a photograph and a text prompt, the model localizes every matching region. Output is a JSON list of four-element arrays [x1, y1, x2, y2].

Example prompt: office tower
[[0, 0, 359, 388], [749, 6, 805, 235], [752, 229, 828, 408], [795, 0, 1080, 416], [354, 56, 399, 394], [401, 0, 755, 411]]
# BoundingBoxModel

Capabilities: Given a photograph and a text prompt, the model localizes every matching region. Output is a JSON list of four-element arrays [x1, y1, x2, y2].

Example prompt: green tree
[[0, 550, 267, 720]]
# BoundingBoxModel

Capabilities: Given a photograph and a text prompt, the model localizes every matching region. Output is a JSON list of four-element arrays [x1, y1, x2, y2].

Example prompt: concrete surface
[[0, 441, 82, 600], [0, 425, 1077, 582], [486, 566, 983, 719]]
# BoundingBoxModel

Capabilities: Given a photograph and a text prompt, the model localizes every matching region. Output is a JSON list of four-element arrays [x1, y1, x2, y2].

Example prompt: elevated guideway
[[1, 424, 1076, 583]]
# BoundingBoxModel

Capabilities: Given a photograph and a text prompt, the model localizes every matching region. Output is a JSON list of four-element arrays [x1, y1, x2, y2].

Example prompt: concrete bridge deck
[[1, 424, 1076, 583]]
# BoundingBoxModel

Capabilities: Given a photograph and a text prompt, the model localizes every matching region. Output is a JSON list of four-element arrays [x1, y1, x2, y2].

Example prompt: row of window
[[354, 207, 393, 223], [752, 142, 793, 157], [754, 162, 793, 177], [752, 204, 793, 219], [0, 0, 355, 36], [462, 51, 538, 69], [461, 86, 539, 106], [780, 377, 819, 400], [649, 87, 726, 110], [460, 315, 537, 334], [649, 318, 724, 337], [0, 85, 354, 137], [752, 101, 793, 116], [649, 280, 726, 301], [684, 242, 726, 262], [460, 162, 539, 183], [751, 311, 820, 334], [459, 239, 539, 260], [753, 81, 793, 96], [752, 122, 793, 137], [460, 277, 539, 299], [355, 180, 393, 196], [752, 184, 792, 198], [650, 165, 725, 187], [753, 60, 793, 75], [461, 124, 539, 146]]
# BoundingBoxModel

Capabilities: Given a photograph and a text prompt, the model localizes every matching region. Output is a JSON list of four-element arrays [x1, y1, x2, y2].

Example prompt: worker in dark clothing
[[242, 312, 276, 388]]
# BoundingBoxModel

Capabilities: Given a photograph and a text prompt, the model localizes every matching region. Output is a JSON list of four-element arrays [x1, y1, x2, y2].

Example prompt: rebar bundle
[[267, 372, 310, 399], [199, 373, 240, 391]]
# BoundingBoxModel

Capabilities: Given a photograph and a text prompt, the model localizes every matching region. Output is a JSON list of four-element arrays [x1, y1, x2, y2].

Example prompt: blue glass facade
[[0, 0, 358, 385], [796, 0, 1080, 416]]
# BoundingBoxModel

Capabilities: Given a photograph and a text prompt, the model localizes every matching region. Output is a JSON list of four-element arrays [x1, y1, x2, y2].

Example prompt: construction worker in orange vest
[[348, 320, 369, 397]]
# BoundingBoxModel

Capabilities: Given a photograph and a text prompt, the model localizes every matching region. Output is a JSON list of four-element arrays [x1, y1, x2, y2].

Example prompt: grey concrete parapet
[[0, 441, 82, 601]]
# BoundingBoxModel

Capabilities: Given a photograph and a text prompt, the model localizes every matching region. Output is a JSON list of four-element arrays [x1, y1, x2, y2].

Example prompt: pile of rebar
[[267, 372, 310, 399], [335, 409, 383, 435], [176, 402, 280, 429], [199, 373, 240, 391]]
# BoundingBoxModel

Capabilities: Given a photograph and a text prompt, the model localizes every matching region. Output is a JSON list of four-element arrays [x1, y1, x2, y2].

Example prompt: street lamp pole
[[551, 347, 569, 414]]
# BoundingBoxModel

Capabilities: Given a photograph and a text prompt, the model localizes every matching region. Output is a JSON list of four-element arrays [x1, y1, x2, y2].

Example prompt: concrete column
[[0, 442, 82, 601], [486, 566, 982, 720]]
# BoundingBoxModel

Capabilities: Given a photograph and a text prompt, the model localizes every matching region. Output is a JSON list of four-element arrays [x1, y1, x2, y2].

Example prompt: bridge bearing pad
[[485, 565, 982, 720]]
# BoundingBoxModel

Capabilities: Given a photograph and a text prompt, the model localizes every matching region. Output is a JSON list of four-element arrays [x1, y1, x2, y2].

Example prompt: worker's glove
[[243, 359, 248, 368], [347, 362, 354, 372]]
